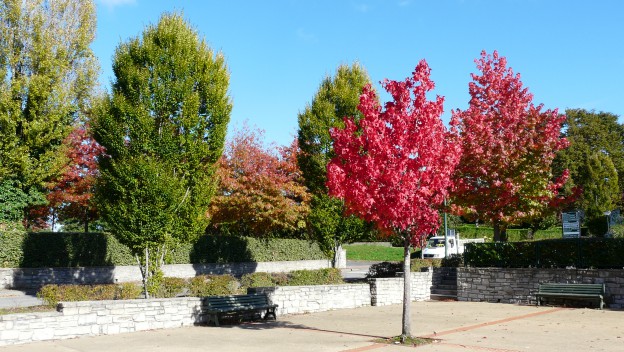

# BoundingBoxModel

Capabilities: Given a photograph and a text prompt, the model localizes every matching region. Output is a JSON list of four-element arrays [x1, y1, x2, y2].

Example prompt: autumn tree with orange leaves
[[209, 126, 310, 237]]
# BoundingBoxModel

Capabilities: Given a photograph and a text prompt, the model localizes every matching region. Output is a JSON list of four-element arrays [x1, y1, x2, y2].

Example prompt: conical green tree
[[297, 63, 375, 264], [93, 13, 231, 297], [0, 0, 98, 226]]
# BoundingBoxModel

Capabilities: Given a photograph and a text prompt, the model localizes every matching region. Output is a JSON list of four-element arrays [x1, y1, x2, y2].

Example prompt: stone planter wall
[[369, 271, 433, 306], [249, 284, 371, 315], [458, 267, 624, 308], [0, 297, 205, 346]]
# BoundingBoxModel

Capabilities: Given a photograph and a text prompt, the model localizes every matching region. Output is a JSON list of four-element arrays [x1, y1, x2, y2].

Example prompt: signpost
[[562, 210, 581, 238]]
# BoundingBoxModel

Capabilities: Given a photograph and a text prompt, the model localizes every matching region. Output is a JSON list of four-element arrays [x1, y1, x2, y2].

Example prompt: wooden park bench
[[203, 293, 278, 326], [536, 283, 605, 309]]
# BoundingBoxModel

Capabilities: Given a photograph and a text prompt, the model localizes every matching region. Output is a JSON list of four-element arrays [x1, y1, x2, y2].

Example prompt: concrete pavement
[[1, 301, 622, 351]]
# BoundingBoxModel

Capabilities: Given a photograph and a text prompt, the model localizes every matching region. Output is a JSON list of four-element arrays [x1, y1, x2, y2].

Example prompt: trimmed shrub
[[464, 238, 624, 268], [286, 268, 343, 286], [37, 283, 142, 307], [240, 272, 288, 288], [189, 275, 242, 296], [152, 277, 189, 298], [0, 232, 328, 268]]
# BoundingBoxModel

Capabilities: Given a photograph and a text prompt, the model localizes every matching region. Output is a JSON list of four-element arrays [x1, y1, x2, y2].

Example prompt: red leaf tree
[[209, 126, 310, 237], [47, 125, 106, 232], [327, 60, 460, 340], [451, 51, 570, 241]]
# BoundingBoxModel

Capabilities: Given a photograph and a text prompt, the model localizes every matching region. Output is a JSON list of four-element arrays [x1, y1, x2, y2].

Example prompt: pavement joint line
[[420, 307, 564, 338]]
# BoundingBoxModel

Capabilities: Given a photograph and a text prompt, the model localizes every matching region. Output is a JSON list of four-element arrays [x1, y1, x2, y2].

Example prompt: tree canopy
[[451, 51, 569, 241], [297, 63, 374, 260], [328, 60, 460, 340], [555, 109, 624, 210], [93, 13, 231, 295], [0, 0, 98, 225], [209, 126, 310, 237]]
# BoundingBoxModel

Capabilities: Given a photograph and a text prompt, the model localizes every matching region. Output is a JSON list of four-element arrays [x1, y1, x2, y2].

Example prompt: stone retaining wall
[[0, 297, 205, 346], [0, 260, 332, 289], [249, 284, 371, 315], [458, 267, 624, 308], [369, 271, 433, 306]]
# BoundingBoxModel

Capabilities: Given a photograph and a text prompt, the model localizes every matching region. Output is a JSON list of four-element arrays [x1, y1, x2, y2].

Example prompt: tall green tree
[[297, 63, 374, 265], [555, 109, 624, 205], [0, 0, 98, 225], [93, 13, 231, 297], [577, 152, 619, 234]]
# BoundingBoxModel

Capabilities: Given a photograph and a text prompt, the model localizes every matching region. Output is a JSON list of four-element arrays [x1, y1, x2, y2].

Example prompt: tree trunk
[[401, 234, 412, 341], [493, 221, 508, 242]]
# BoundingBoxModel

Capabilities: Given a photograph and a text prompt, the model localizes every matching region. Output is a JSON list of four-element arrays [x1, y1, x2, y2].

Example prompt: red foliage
[[327, 60, 461, 245], [209, 126, 310, 236], [451, 51, 571, 230], [47, 125, 106, 228]]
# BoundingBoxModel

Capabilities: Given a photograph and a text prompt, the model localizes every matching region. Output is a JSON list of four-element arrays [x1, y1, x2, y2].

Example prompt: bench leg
[[208, 313, 220, 327], [264, 308, 277, 321]]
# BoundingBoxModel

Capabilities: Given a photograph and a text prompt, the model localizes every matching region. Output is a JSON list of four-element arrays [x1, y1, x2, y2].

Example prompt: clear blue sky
[[93, 0, 624, 147]]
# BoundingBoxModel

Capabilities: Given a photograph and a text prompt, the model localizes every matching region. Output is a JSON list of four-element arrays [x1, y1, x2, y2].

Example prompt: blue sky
[[93, 0, 624, 147]]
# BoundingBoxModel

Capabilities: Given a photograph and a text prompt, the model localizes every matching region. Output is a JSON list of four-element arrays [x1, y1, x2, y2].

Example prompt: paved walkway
[[1, 301, 622, 351]]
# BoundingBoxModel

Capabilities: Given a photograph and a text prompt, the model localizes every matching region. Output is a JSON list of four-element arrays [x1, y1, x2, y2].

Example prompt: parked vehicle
[[422, 233, 485, 259]]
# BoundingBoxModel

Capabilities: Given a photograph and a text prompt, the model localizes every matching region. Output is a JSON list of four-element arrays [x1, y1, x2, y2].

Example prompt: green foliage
[[189, 275, 241, 296], [366, 262, 402, 278], [37, 283, 142, 307], [151, 277, 189, 298], [297, 64, 375, 260], [344, 244, 406, 261], [464, 238, 624, 268], [0, 232, 326, 268], [187, 236, 327, 264], [555, 109, 624, 203], [239, 272, 289, 288], [286, 268, 343, 286], [0, 0, 98, 219], [455, 224, 561, 241], [93, 13, 231, 282], [0, 180, 45, 224], [577, 153, 619, 235]]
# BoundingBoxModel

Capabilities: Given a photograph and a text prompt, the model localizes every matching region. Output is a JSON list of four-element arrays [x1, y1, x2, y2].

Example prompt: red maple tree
[[47, 125, 106, 232], [209, 126, 310, 237], [451, 51, 570, 241], [327, 60, 460, 340]]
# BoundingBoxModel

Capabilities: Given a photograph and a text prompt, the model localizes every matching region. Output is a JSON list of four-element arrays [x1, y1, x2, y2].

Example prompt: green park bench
[[203, 293, 278, 326], [536, 283, 605, 309]]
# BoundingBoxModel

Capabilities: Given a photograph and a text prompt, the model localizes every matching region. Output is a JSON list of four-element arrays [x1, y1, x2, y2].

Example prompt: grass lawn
[[344, 244, 409, 261]]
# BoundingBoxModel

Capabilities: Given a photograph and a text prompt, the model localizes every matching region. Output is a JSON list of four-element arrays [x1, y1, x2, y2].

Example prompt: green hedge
[[0, 231, 327, 268], [455, 225, 562, 241], [464, 238, 624, 268]]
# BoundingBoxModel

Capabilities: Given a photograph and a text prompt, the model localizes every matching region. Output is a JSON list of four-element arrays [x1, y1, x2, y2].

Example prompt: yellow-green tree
[[0, 0, 98, 226]]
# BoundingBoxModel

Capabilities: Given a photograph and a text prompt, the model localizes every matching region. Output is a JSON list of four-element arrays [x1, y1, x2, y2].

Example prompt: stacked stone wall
[[458, 267, 624, 308], [369, 271, 432, 306]]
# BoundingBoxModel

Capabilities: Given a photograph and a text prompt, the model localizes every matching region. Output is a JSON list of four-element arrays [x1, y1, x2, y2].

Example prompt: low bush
[[287, 268, 343, 286], [152, 277, 189, 298], [189, 275, 242, 296], [240, 272, 288, 288], [37, 283, 142, 307]]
